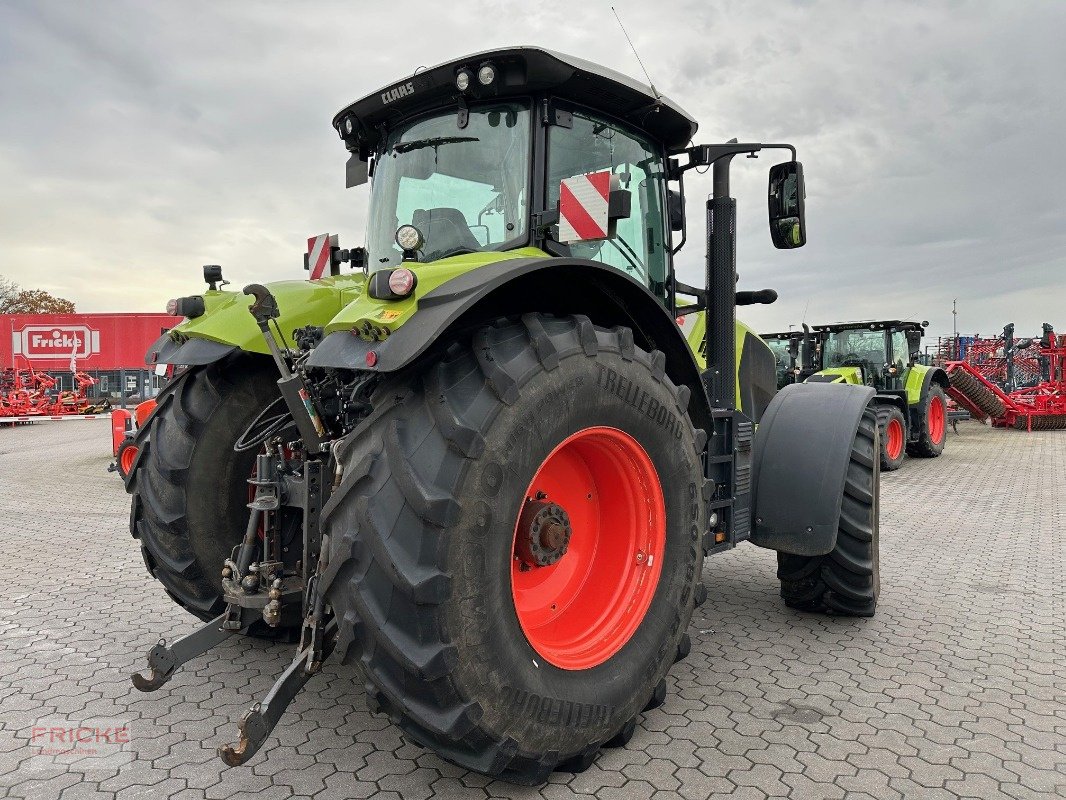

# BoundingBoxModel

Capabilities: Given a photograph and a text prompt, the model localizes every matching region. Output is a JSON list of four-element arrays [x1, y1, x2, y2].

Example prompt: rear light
[[366, 351, 378, 367], [388, 268, 416, 297], [368, 268, 418, 300], [166, 296, 206, 318]]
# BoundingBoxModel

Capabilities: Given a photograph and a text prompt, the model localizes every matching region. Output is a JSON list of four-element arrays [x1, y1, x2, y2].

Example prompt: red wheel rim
[[928, 394, 945, 443], [510, 426, 665, 670], [885, 418, 904, 460], [120, 444, 138, 474]]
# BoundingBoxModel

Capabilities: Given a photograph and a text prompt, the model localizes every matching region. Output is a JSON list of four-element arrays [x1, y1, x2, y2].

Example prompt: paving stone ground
[[0, 417, 1063, 799]]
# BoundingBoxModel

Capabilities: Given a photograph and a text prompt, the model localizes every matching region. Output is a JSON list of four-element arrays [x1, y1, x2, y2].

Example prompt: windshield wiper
[[424, 245, 478, 261], [392, 136, 480, 154]]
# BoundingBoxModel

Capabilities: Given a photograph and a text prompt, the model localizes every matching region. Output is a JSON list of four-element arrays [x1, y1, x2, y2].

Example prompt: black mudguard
[[873, 392, 907, 414], [145, 333, 237, 367], [749, 382, 875, 556], [920, 366, 950, 394], [306, 257, 712, 428]]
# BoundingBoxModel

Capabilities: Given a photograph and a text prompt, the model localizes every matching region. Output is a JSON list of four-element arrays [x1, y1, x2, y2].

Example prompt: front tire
[[776, 407, 880, 616], [129, 354, 298, 636], [321, 315, 706, 783], [874, 405, 906, 471], [116, 439, 139, 478], [908, 383, 947, 457]]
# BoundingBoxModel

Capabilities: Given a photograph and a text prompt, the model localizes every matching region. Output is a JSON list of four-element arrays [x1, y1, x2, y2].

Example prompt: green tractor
[[807, 320, 948, 470], [126, 47, 880, 783], [762, 325, 822, 389]]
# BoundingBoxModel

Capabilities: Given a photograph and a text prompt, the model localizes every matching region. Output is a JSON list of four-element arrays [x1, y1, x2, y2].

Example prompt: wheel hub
[[514, 500, 572, 568]]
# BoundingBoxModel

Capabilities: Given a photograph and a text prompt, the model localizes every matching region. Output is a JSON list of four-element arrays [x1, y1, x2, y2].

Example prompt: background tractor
[[807, 320, 948, 470], [127, 47, 880, 783], [762, 325, 822, 389]]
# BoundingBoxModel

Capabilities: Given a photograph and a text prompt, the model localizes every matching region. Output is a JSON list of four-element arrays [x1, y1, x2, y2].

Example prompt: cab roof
[[333, 46, 698, 153], [814, 320, 927, 334]]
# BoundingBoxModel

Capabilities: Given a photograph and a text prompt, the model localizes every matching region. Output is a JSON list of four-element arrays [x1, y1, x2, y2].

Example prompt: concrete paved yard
[[0, 418, 1063, 799]]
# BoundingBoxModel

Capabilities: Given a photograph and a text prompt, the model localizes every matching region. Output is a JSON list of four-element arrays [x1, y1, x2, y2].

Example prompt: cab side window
[[547, 111, 669, 295], [890, 331, 908, 369]]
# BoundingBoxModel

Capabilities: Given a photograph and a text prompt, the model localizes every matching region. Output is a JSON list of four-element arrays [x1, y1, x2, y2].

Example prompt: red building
[[1, 313, 175, 400]]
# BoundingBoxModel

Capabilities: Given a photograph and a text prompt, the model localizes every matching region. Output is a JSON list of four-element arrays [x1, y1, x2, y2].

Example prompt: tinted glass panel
[[548, 111, 668, 292]]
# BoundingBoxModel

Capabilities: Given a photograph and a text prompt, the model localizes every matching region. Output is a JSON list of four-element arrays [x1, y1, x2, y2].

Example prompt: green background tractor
[[807, 320, 948, 469], [126, 47, 880, 783], [761, 325, 822, 389]]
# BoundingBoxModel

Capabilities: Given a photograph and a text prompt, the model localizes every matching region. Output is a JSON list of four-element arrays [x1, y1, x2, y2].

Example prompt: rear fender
[[147, 276, 364, 366], [307, 257, 712, 429], [749, 382, 875, 556]]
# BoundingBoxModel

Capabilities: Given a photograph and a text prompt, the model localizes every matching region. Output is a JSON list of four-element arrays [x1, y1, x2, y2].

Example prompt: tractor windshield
[[764, 338, 793, 387], [366, 102, 531, 268], [824, 330, 886, 368]]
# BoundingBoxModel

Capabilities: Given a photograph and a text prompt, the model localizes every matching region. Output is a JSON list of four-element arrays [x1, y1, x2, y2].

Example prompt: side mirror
[[667, 188, 685, 231], [345, 154, 369, 188], [768, 161, 806, 249], [905, 329, 922, 359]]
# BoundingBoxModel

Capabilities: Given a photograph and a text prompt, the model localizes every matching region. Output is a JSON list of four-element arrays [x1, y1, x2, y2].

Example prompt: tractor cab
[[815, 320, 925, 391], [333, 47, 696, 303], [761, 326, 823, 389]]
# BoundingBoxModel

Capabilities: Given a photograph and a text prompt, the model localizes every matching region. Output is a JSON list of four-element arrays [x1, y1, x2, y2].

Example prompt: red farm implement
[[934, 324, 1047, 391], [946, 325, 1066, 431], [0, 363, 108, 419]]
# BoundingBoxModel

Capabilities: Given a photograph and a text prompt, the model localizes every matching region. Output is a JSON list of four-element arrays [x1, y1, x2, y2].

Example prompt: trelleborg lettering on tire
[[597, 362, 684, 439]]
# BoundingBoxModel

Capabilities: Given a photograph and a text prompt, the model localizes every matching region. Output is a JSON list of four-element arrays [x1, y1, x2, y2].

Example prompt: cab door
[[545, 107, 671, 301]]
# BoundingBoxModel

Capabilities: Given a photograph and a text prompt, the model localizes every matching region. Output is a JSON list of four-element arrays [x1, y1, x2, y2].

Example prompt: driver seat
[[413, 207, 482, 256]]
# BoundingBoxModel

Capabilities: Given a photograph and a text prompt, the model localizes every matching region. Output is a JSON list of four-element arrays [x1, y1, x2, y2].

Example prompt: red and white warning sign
[[558, 171, 617, 243], [305, 233, 338, 280]]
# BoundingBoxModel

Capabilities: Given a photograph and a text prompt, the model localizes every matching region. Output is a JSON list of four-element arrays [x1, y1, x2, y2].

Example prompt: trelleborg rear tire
[[321, 314, 707, 784], [128, 353, 300, 638]]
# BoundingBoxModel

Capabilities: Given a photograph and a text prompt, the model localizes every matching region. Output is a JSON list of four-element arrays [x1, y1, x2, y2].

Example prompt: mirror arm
[[675, 281, 706, 303], [670, 170, 687, 256]]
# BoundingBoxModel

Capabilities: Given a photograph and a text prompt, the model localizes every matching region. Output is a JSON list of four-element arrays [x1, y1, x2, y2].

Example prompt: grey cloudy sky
[[1, 0, 1064, 345]]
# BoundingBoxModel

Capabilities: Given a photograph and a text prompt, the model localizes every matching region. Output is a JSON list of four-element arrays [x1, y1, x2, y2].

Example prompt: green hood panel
[[809, 366, 864, 384], [167, 274, 366, 354], [681, 311, 768, 412], [164, 249, 550, 354], [324, 248, 550, 337], [683, 313, 762, 371]]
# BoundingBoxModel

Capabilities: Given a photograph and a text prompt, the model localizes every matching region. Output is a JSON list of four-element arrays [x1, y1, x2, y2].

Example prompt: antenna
[[800, 298, 810, 326], [611, 6, 661, 101]]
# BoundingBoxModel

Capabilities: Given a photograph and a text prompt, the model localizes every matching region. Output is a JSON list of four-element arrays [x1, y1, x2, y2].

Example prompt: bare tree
[[0, 276, 76, 314]]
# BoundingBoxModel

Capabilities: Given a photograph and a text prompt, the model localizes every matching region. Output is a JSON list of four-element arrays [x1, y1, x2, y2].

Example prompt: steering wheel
[[836, 353, 867, 366]]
